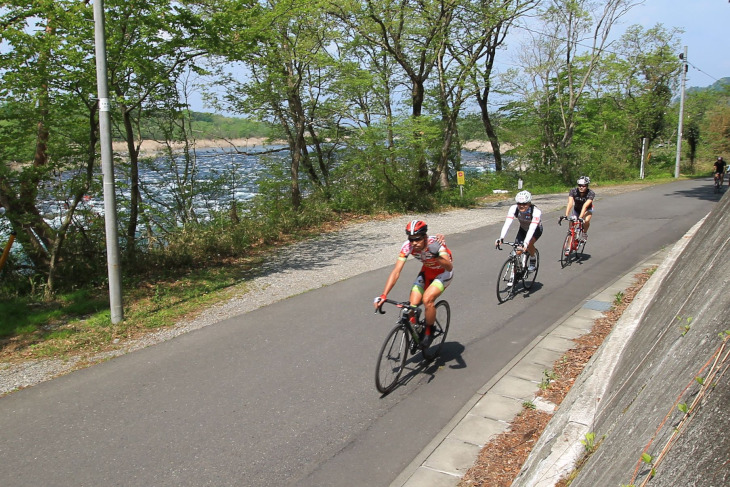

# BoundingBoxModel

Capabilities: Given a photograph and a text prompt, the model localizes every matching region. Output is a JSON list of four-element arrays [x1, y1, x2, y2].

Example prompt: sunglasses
[[578, 185, 587, 188], [408, 235, 426, 242]]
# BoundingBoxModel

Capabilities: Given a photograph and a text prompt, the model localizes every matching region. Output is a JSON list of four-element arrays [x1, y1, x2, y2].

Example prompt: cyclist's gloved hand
[[495, 238, 502, 249], [374, 294, 387, 308]]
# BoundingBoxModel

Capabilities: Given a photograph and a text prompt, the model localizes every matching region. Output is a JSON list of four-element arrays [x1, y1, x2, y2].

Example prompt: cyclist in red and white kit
[[374, 220, 454, 349]]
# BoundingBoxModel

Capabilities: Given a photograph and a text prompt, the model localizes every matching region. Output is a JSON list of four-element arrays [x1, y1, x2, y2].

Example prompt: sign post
[[457, 171, 465, 198]]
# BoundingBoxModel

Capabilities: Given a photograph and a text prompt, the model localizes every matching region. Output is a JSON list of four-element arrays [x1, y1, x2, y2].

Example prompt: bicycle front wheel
[[496, 258, 516, 303], [423, 300, 451, 362], [576, 236, 586, 260], [375, 324, 410, 394], [560, 233, 573, 268], [523, 249, 539, 290]]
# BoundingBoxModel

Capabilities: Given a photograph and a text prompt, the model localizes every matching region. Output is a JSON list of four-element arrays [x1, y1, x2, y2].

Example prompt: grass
[[0, 257, 260, 361]]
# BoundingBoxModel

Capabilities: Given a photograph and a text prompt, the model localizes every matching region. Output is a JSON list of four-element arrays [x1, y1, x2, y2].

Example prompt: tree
[[0, 0, 102, 294], [331, 0, 456, 191], [598, 24, 681, 160], [200, 0, 342, 210], [103, 0, 206, 253], [468, 0, 539, 172], [508, 0, 642, 179]]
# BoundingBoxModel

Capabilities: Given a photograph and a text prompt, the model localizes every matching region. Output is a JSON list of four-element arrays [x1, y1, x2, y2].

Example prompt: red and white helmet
[[405, 220, 428, 236]]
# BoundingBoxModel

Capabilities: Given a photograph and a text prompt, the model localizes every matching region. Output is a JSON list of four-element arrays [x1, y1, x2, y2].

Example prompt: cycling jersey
[[499, 204, 542, 244], [714, 160, 726, 175], [568, 187, 595, 214], [398, 236, 453, 282]]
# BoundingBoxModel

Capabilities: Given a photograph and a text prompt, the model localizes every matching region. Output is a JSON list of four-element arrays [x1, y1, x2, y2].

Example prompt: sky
[[618, 0, 730, 89], [189, 0, 730, 114]]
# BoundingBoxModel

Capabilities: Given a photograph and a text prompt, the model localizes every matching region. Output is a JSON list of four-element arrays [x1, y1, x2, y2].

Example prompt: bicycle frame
[[496, 241, 539, 303], [559, 216, 585, 267], [564, 218, 583, 242], [375, 298, 423, 345]]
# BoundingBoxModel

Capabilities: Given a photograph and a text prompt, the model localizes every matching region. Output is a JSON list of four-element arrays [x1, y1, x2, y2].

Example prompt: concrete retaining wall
[[513, 190, 730, 487]]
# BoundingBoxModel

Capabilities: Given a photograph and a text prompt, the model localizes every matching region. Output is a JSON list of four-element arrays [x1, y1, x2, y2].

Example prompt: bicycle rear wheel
[[423, 300, 451, 362], [496, 258, 516, 303], [523, 249, 539, 290], [560, 233, 573, 267], [375, 324, 410, 394]]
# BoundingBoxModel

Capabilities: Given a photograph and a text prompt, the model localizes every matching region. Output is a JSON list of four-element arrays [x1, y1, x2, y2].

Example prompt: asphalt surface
[[0, 178, 719, 486]]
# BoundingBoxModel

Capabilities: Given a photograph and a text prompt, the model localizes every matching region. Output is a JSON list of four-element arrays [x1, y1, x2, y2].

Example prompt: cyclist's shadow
[[393, 342, 466, 391], [560, 252, 592, 266], [500, 281, 545, 302]]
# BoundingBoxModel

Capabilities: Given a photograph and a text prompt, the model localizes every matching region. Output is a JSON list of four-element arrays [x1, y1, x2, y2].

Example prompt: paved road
[[0, 179, 718, 486]]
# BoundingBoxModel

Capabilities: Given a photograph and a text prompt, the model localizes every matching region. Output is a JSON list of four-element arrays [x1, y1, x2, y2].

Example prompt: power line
[[512, 23, 723, 84]]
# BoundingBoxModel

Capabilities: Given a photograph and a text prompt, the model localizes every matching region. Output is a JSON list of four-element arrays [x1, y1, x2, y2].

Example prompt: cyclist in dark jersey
[[374, 220, 453, 349], [564, 176, 595, 241], [714, 157, 726, 186]]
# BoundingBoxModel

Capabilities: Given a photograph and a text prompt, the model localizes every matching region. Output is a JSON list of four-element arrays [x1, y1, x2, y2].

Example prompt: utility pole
[[93, 0, 124, 323], [674, 46, 688, 179]]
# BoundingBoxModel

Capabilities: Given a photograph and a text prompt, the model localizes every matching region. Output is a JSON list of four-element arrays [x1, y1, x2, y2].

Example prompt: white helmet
[[515, 190, 532, 204], [577, 176, 590, 185]]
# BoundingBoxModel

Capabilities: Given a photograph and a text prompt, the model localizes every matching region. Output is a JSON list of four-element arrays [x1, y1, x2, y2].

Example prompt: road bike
[[496, 241, 539, 303], [558, 216, 586, 267], [714, 173, 723, 194], [374, 298, 451, 394]]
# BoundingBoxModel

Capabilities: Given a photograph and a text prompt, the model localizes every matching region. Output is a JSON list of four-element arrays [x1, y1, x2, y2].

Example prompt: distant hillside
[[686, 77, 730, 95], [188, 112, 276, 140], [135, 111, 277, 141]]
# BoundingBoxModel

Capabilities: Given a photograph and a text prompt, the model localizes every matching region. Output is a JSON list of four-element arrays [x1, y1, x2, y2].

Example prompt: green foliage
[[539, 369, 558, 390], [0, 290, 108, 339], [581, 432, 597, 453]]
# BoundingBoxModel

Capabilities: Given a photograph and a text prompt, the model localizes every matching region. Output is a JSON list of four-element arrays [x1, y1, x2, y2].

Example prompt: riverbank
[[111, 137, 286, 156], [112, 138, 508, 156]]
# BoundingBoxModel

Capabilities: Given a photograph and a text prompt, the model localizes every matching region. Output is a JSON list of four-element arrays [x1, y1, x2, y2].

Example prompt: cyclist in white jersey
[[495, 191, 543, 271]]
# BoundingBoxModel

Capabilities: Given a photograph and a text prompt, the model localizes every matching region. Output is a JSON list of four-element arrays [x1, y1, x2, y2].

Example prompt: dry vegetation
[[459, 269, 654, 487]]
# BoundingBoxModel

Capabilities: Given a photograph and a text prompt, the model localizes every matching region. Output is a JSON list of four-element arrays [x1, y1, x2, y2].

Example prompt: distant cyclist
[[495, 191, 542, 272], [713, 157, 726, 187], [374, 220, 453, 349], [564, 176, 595, 241]]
